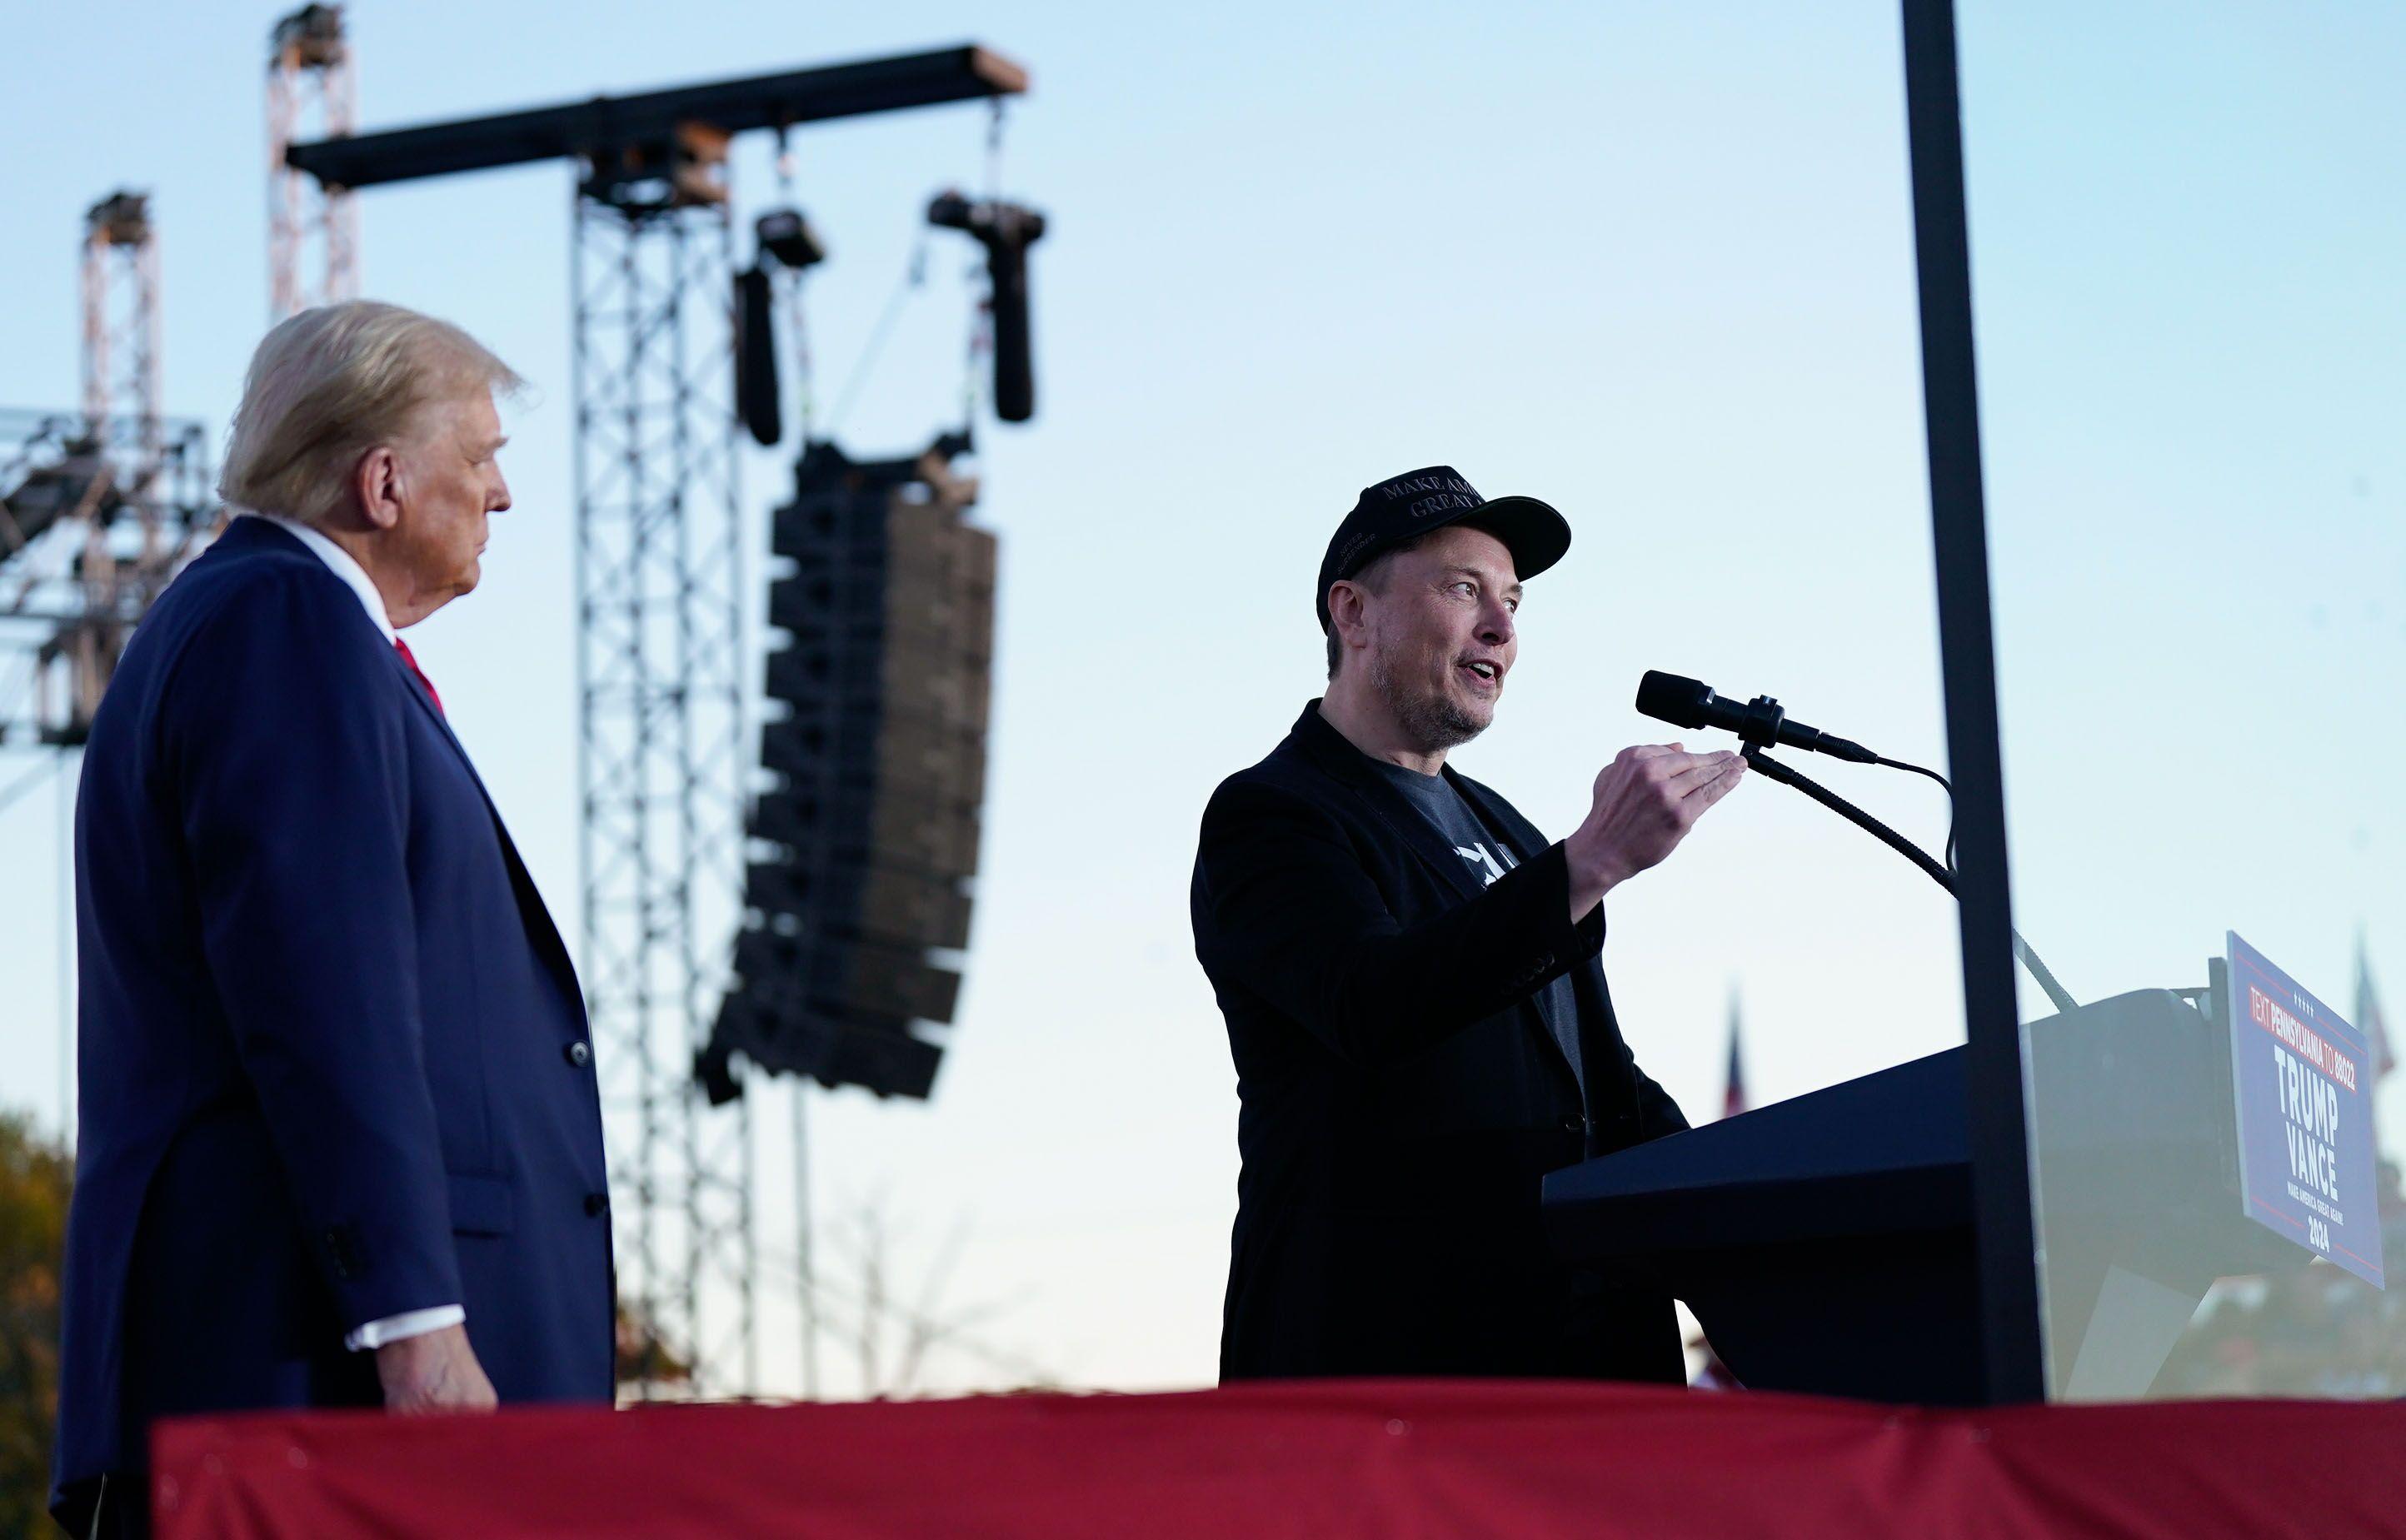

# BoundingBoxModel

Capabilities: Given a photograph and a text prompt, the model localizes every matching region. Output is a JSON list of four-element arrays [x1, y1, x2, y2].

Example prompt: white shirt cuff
[[345, 1304, 466, 1352]]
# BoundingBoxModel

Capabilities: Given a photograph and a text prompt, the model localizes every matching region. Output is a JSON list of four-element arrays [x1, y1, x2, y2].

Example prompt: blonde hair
[[218, 301, 524, 524]]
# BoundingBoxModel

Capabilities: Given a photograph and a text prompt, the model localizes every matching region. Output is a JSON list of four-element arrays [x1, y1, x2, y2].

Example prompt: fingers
[[1618, 746, 1717, 775], [378, 1326, 500, 1413], [1575, 740, 1752, 895], [1690, 755, 1748, 810], [1662, 750, 1745, 795], [1600, 746, 1743, 810]]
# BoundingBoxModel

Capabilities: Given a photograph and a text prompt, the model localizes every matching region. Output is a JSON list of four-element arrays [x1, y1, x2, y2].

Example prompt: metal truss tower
[[80, 192, 161, 461], [0, 411, 211, 751], [267, 4, 357, 321], [0, 192, 208, 752], [572, 127, 756, 1393]]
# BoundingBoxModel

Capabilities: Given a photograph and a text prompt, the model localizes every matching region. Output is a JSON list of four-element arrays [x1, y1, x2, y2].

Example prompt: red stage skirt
[[152, 1379, 2406, 1538]]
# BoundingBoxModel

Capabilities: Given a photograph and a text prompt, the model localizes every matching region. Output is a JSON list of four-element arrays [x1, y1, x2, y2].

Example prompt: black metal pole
[[1898, 0, 2047, 1404]]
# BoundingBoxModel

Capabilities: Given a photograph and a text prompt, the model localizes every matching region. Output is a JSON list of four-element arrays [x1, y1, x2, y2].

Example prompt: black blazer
[[1192, 700, 1688, 1383]]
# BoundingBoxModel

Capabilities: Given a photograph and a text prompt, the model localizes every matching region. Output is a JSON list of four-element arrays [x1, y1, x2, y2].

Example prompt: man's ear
[[1328, 580, 1370, 650], [352, 445, 405, 531]]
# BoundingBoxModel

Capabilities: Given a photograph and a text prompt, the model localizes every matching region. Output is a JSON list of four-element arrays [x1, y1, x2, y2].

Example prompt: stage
[[152, 1378, 2406, 1538]]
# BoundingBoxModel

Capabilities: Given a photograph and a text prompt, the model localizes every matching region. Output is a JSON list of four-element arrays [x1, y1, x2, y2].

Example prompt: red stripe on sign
[[2243, 983, 2359, 1093], [2232, 954, 2364, 1042], [2249, 1196, 2306, 1232]]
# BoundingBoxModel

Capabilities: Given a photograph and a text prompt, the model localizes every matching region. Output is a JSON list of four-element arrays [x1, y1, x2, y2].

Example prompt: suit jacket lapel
[[1290, 703, 1585, 1096], [229, 520, 587, 1025], [391, 647, 589, 1028], [1292, 706, 1486, 903]]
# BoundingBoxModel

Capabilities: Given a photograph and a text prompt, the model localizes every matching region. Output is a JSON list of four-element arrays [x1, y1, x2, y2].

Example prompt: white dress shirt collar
[[244, 511, 399, 644]]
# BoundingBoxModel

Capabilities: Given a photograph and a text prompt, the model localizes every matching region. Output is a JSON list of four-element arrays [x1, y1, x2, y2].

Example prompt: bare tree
[[781, 1196, 1058, 1399]]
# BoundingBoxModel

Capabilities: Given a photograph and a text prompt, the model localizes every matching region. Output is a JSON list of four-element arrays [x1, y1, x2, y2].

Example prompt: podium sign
[[2226, 932, 2384, 1288]]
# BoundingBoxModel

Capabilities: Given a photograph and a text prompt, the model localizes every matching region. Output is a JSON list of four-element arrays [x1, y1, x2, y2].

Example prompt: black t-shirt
[[1355, 755, 1585, 1108]]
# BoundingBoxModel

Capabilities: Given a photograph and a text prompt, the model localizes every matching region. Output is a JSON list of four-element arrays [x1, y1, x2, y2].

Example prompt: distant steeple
[[2359, 929, 2393, 1082], [1721, 983, 1747, 1120]]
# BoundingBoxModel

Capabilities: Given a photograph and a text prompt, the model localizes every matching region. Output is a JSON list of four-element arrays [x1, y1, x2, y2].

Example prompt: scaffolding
[[0, 409, 212, 751], [267, 3, 357, 321], [80, 192, 160, 465], [572, 127, 756, 1389], [0, 192, 208, 753]]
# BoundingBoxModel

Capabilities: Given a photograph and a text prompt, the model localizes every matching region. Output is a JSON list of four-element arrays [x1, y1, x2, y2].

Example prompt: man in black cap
[[1191, 466, 1745, 1383]]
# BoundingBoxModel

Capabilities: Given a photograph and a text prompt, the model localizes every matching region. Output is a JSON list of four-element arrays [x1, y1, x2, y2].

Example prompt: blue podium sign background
[[2227, 933, 2384, 1288]]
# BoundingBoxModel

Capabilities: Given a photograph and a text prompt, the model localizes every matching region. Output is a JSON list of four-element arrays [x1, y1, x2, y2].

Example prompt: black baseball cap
[[1315, 466, 1571, 633]]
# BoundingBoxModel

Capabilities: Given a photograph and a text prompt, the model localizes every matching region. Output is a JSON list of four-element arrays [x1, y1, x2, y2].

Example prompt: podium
[[1542, 988, 2300, 1405]]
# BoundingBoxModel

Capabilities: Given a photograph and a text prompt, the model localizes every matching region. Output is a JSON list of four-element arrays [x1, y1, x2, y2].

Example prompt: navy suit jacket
[[1192, 701, 1689, 1383], [53, 516, 613, 1526]]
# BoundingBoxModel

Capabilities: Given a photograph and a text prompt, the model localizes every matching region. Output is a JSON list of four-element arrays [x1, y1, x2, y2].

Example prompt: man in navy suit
[[54, 302, 613, 1535], [1193, 468, 1745, 1383]]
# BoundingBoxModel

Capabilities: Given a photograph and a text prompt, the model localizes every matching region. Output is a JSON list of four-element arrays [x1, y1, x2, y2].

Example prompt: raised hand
[[1564, 744, 1746, 920]]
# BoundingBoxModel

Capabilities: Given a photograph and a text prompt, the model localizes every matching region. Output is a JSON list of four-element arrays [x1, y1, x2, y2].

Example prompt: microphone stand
[[1737, 744, 2079, 1016], [1740, 746, 1953, 893]]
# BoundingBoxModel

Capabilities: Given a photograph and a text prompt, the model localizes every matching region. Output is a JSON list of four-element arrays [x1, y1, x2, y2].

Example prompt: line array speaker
[[701, 435, 993, 1102]]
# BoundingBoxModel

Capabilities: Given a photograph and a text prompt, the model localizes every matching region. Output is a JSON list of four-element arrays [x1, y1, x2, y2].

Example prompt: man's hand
[[375, 1323, 499, 1414], [1565, 744, 1747, 921]]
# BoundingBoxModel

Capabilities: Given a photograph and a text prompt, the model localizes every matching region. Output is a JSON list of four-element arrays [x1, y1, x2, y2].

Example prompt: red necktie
[[393, 637, 444, 716]]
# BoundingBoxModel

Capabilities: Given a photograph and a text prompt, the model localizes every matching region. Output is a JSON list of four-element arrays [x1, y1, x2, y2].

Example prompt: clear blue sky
[[1, 1, 2395, 1396]]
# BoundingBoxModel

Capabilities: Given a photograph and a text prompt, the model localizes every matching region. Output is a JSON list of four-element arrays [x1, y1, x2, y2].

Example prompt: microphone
[[1635, 671, 1878, 763]]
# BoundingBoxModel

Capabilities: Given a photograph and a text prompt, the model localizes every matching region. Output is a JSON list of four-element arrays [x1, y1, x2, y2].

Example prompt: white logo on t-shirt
[[1455, 842, 1515, 887]]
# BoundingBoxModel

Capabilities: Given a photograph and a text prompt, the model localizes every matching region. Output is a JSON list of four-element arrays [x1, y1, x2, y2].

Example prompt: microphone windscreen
[[1634, 670, 1713, 730]]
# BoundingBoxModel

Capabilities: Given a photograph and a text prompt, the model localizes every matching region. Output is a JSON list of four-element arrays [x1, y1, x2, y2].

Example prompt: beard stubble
[[1369, 639, 1489, 755]]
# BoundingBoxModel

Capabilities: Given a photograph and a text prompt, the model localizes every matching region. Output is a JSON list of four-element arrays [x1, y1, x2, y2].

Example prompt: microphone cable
[[1872, 754, 1955, 873]]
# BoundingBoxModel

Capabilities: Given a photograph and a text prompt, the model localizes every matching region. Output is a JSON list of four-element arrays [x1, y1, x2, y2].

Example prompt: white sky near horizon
[[0, 1, 2396, 1398]]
